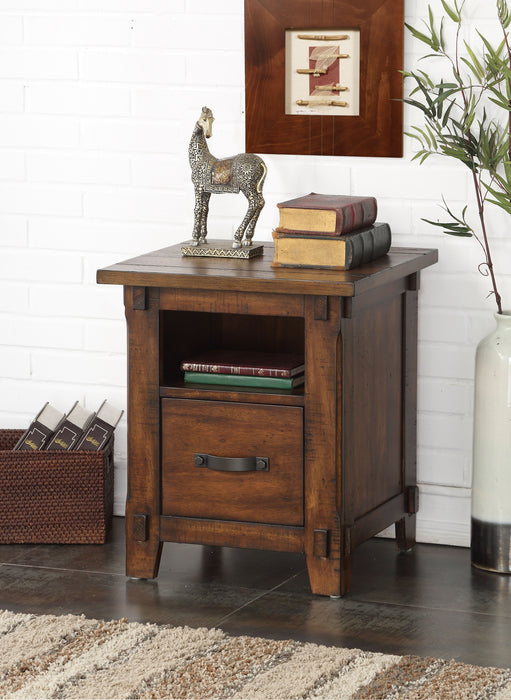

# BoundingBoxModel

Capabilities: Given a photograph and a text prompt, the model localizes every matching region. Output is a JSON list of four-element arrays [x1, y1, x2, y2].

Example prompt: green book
[[183, 371, 304, 389]]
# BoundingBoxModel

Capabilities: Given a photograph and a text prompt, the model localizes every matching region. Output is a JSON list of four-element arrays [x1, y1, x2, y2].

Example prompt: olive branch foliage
[[404, 0, 511, 313]]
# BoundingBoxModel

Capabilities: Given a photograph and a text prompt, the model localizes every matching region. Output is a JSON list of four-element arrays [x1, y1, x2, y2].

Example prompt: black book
[[271, 222, 391, 270], [46, 402, 95, 451], [75, 400, 123, 451], [14, 403, 65, 451]]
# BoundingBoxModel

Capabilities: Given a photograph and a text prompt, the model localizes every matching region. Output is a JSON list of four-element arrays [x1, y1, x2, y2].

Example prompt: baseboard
[[114, 497, 125, 518], [416, 518, 470, 547], [377, 518, 470, 547]]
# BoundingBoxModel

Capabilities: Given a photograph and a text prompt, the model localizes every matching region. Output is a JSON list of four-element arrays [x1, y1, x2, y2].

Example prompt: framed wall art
[[244, 0, 404, 157]]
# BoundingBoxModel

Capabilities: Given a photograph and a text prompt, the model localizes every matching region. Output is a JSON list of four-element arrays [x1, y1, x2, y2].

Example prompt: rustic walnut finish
[[97, 242, 437, 596]]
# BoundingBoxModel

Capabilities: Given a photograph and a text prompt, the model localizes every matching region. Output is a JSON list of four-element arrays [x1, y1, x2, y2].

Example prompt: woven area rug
[[1, 609, 511, 699]]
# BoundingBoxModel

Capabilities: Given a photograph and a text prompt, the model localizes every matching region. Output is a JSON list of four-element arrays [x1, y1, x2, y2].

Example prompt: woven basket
[[0, 429, 114, 544]]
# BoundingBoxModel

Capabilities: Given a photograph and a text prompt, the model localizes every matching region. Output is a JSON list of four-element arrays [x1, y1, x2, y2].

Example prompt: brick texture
[[1, 2, 509, 541]]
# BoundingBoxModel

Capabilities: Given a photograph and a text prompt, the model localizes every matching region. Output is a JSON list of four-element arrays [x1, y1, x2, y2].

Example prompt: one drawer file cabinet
[[98, 242, 437, 596]]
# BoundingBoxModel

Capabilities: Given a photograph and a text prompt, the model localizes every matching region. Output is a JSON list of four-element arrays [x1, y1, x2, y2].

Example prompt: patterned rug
[[1, 609, 510, 699]]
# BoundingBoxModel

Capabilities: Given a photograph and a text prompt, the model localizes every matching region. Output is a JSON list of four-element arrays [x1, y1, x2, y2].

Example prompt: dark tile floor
[[1, 517, 510, 669]]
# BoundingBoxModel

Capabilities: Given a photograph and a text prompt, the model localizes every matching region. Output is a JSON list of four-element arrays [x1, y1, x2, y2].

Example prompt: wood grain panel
[[161, 399, 304, 526], [97, 244, 438, 298], [160, 516, 304, 553], [343, 291, 403, 521], [160, 288, 304, 317], [159, 383, 304, 407]]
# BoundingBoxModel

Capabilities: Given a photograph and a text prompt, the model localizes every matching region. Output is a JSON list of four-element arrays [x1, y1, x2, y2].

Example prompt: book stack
[[14, 400, 123, 452], [181, 350, 305, 390], [271, 192, 392, 270]]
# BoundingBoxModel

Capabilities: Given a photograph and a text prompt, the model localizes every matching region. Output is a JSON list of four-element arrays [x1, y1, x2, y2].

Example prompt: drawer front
[[161, 399, 303, 526]]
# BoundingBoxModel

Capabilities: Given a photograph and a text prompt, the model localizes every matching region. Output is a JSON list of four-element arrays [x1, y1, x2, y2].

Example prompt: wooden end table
[[98, 242, 437, 596]]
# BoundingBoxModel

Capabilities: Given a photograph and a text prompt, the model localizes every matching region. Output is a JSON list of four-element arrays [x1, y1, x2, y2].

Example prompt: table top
[[97, 241, 438, 298]]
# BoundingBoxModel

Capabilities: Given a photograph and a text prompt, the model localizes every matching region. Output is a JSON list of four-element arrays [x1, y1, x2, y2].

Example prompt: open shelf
[[159, 310, 305, 399]]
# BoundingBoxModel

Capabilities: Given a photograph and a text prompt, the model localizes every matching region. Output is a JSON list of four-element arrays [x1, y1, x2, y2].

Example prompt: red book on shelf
[[180, 350, 305, 378], [276, 192, 377, 236]]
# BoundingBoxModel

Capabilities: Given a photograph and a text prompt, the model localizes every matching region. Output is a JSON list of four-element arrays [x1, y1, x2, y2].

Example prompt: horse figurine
[[189, 106, 267, 248]]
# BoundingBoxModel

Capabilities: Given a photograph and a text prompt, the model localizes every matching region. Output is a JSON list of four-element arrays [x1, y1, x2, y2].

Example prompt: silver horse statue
[[189, 106, 267, 248]]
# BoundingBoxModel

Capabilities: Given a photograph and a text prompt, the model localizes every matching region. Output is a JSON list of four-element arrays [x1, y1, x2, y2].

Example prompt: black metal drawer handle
[[194, 453, 269, 472]]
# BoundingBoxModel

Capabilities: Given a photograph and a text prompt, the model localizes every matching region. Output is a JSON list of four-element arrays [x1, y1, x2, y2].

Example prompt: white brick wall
[[1, 0, 509, 545]]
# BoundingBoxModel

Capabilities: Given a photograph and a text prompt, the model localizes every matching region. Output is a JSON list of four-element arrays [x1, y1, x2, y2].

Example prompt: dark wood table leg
[[304, 296, 347, 596], [396, 274, 420, 552], [396, 514, 417, 551], [125, 286, 162, 579]]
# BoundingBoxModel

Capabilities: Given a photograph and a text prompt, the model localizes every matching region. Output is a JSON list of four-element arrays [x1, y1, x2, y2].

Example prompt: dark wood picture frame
[[244, 0, 404, 157]]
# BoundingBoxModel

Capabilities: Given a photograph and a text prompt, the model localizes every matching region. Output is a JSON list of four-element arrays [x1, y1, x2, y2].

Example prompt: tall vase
[[471, 311, 511, 572]]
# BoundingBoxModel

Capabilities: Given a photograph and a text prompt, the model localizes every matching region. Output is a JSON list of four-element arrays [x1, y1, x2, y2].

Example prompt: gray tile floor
[[0, 518, 510, 669]]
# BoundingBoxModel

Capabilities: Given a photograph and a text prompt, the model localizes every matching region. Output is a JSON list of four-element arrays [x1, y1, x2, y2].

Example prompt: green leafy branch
[[422, 199, 473, 237], [404, 0, 511, 312]]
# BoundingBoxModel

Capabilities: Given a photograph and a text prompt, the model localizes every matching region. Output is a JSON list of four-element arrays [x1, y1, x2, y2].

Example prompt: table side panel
[[342, 286, 405, 523]]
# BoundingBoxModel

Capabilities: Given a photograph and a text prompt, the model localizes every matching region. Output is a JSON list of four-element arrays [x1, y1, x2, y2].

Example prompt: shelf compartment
[[160, 310, 305, 387]]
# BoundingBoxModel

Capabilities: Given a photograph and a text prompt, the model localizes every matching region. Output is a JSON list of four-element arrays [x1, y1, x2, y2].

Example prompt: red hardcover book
[[276, 192, 377, 236], [180, 350, 305, 378]]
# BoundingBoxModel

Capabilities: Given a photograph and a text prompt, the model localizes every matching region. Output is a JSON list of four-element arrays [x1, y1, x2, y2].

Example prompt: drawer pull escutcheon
[[194, 453, 269, 472]]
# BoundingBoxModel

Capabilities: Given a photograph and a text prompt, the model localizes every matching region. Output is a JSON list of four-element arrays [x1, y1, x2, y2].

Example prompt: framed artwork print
[[244, 0, 404, 157]]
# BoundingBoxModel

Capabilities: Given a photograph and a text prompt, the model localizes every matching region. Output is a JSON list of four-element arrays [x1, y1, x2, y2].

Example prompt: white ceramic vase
[[471, 311, 511, 572]]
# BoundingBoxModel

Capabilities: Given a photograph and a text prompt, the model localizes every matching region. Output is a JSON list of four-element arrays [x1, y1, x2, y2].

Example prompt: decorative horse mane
[[189, 106, 267, 248]]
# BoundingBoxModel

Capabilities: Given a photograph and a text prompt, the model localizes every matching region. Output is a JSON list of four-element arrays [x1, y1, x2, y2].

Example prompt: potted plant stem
[[404, 0, 511, 572]]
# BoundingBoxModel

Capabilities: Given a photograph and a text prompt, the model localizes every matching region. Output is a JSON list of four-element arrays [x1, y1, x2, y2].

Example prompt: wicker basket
[[0, 429, 114, 544]]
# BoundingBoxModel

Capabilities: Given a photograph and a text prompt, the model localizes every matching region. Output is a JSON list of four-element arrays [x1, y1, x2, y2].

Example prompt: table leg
[[304, 296, 346, 596], [125, 286, 162, 579], [395, 514, 416, 552]]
